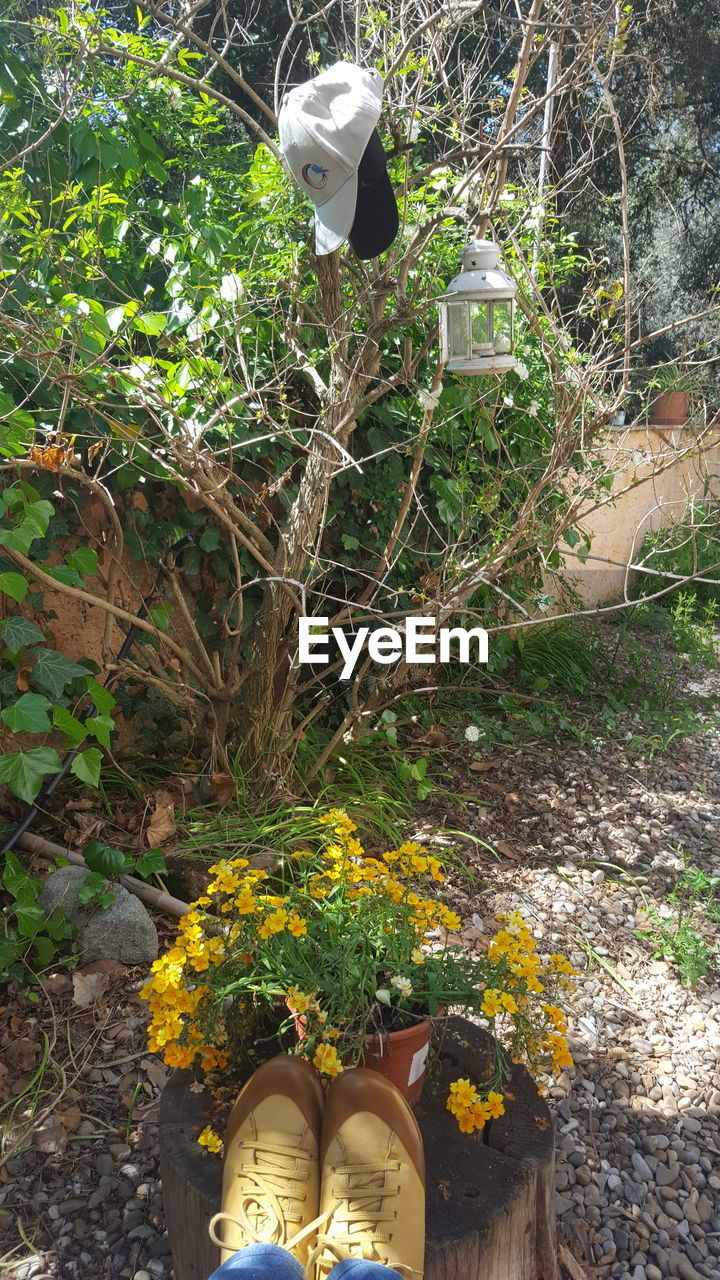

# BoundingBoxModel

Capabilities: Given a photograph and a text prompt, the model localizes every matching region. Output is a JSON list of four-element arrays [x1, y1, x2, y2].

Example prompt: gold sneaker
[[310, 1068, 425, 1280], [209, 1055, 324, 1263]]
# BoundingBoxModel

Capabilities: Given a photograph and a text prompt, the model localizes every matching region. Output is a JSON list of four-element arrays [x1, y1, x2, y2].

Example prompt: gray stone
[[646, 1268, 662, 1280], [95, 1153, 114, 1177], [38, 866, 158, 964], [656, 1163, 680, 1187], [631, 1152, 654, 1182]]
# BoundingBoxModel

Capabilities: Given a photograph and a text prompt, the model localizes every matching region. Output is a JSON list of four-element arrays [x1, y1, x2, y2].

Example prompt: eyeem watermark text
[[298, 617, 489, 680]]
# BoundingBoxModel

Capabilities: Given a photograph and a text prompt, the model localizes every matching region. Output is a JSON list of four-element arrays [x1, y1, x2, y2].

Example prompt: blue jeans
[[209, 1243, 401, 1280]]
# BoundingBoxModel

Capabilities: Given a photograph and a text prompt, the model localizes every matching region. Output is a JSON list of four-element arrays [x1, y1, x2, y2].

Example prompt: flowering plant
[[142, 809, 575, 1134]]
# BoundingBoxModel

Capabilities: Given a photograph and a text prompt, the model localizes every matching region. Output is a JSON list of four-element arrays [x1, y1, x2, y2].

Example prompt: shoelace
[[306, 1160, 421, 1280], [209, 1139, 315, 1251]]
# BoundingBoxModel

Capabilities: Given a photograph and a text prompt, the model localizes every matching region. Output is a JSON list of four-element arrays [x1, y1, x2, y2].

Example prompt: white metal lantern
[[439, 240, 517, 376]]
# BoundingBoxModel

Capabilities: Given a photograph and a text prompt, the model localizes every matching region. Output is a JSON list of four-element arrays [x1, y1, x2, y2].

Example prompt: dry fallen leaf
[[32, 1123, 68, 1155], [118, 1073, 139, 1108], [145, 793, 176, 847], [495, 841, 519, 860], [437, 1180, 451, 1201], [72, 971, 110, 1009], [416, 725, 446, 748], [56, 1104, 82, 1134], [208, 773, 235, 806], [76, 958, 128, 978], [189, 1080, 206, 1094], [0, 1063, 12, 1104], [6, 1038, 41, 1073], [468, 759, 501, 772], [141, 1058, 168, 1089]]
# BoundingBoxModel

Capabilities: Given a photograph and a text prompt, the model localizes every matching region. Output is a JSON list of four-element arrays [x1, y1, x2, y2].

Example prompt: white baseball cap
[[278, 62, 384, 255]]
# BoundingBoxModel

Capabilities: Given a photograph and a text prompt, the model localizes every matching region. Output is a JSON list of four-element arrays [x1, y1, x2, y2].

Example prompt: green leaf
[[374, 987, 392, 1007], [0, 747, 62, 802], [32, 649, 91, 699], [1, 691, 53, 733], [45, 564, 82, 587], [66, 547, 98, 575], [148, 602, 172, 632], [83, 841, 127, 876], [70, 747, 103, 788], [1, 616, 45, 653], [134, 847, 167, 879], [564, 528, 581, 548], [85, 677, 116, 715], [133, 312, 167, 335], [84, 713, 114, 748], [341, 534, 359, 550], [16, 903, 46, 939], [199, 527, 221, 552], [2, 849, 39, 899], [0, 571, 28, 603], [77, 870, 111, 904], [53, 706, 87, 743], [33, 934, 58, 969]]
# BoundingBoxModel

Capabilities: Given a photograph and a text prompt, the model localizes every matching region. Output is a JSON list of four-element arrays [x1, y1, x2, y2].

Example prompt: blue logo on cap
[[302, 163, 328, 189]]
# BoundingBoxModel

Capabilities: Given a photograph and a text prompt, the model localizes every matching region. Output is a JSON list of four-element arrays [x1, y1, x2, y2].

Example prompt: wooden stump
[[159, 1017, 557, 1280]]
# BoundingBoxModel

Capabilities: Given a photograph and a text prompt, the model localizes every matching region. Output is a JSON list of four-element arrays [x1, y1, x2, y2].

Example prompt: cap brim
[[349, 135, 399, 259], [314, 170, 358, 255]]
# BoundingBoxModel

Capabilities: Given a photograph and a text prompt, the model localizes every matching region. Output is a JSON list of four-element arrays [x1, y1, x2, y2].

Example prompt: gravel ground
[[457, 654, 720, 1280], [2, 652, 719, 1280]]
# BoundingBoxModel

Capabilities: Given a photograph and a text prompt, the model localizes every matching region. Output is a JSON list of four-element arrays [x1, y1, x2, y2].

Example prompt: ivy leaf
[[1, 692, 53, 733], [83, 841, 127, 876], [70, 747, 103, 788], [32, 649, 91, 699], [85, 677, 116, 715], [45, 564, 82, 587], [0, 572, 28, 603], [1, 616, 45, 653], [199, 527, 221, 552], [53, 706, 87, 743], [66, 547, 98, 575], [2, 849, 41, 898], [148, 602, 172, 632], [16, 903, 46, 939], [84, 713, 114, 748], [134, 847, 167, 879], [0, 747, 62, 803]]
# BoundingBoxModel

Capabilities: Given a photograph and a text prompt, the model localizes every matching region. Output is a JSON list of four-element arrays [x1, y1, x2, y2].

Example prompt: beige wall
[[557, 425, 720, 609]]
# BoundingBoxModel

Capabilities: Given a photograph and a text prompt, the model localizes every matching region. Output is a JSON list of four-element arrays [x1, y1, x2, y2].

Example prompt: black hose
[[0, 534, 194, 858]]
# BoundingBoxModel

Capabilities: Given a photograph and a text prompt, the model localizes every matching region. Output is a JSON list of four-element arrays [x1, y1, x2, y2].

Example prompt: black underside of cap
[[349, 128, 399, 260]]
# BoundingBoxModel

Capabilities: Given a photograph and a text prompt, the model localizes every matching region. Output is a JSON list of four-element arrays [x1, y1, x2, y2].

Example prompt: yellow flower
[[313, 1042, 344, 1077], [287, 913, 307, 937], [448, 1077, 479, 1109], [481, 989, 503, 1018], [198, 1126, 223, 1153], [500, 992, 518, 1014], [485, 1091, 505, 1119]]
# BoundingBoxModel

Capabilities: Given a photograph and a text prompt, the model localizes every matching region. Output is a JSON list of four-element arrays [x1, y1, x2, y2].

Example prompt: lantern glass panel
[[448, 302, 468, 359], [470, 302, 492, 354], [492, 300, 513, 355]]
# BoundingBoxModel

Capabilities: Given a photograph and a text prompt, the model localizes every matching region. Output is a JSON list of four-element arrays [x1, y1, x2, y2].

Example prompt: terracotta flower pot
[[650, 391, 691, 426], [363, 1017, 433, 1105], [288, 1004, 435, 1104]]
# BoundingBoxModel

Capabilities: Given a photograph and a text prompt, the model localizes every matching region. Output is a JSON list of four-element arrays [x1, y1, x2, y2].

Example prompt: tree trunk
[[160, 1017, 558, 1280]]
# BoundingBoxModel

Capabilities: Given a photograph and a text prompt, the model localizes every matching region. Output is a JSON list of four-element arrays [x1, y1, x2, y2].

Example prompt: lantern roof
[[441, 239, 516, 302]]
